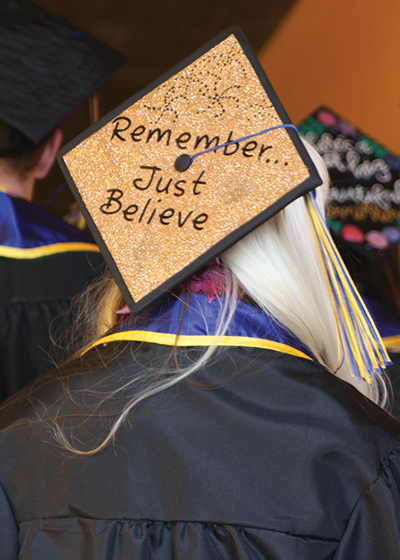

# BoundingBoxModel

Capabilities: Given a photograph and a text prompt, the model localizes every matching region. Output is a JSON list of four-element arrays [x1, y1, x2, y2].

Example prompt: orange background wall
[[258, 0, 400, 153]]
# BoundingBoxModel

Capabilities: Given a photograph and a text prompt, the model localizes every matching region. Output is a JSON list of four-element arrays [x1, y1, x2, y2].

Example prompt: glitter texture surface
[[63, 34, 310, 305]]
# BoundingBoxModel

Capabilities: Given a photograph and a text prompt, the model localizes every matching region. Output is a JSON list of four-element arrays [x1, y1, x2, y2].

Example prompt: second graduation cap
[[0, 0, 126, 154], [299, 107, 400, 252], [59, 27, 321, 314], [298, 107, 400, 318]]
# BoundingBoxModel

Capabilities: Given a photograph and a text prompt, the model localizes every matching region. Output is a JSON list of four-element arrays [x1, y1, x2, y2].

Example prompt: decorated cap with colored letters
[[299, 107, 400, 319], [298, 107, 400, 253]]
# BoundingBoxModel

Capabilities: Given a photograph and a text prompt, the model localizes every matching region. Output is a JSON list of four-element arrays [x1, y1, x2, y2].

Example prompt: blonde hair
[[223, 141, 387, 405], [50, 139, 388, 454]]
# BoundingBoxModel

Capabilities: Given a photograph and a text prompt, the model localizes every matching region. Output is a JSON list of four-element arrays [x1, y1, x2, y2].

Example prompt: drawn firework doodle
[[143, 37, 276, 126]]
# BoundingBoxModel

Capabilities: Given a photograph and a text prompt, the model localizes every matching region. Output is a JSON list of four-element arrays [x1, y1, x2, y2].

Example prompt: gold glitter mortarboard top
[[58, 26, 322, 314]]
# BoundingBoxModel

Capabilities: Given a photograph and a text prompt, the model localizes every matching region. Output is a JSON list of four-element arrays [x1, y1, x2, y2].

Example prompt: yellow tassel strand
[[305, 192, 389, 382]]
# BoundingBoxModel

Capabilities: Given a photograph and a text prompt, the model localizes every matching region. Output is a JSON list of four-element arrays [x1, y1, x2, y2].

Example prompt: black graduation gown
[[0, 192, 104, 402], [0, 334, 399, 559]]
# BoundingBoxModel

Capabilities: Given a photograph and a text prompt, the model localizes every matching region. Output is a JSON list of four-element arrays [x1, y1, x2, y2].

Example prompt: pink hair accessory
[[116, 258, 242, 314], [180, 258, 243, 302], [116, 304, 131, 315]]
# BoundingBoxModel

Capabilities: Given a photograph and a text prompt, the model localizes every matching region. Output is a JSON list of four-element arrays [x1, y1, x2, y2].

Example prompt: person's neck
[[0, 175, 35, 201]]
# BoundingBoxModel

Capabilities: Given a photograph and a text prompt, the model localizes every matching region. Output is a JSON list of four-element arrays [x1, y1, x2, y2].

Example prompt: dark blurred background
[[33, 0, 296, 216]]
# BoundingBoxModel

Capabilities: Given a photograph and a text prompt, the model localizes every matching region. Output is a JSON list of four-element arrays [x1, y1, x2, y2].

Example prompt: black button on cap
[[175, 154, 192, 171]]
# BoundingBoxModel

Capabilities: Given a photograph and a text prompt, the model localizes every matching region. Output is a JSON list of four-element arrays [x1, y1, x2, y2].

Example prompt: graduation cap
[[59, 26, 320, 313], [299, 107, 400, 315], [298, 107, 400, 251], [60, 28, 389, 380], [0, 0, 126, 155]]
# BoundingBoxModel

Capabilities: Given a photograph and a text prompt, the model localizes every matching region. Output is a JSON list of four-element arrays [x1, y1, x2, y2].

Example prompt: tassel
[[305, 191, 390, 382]]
